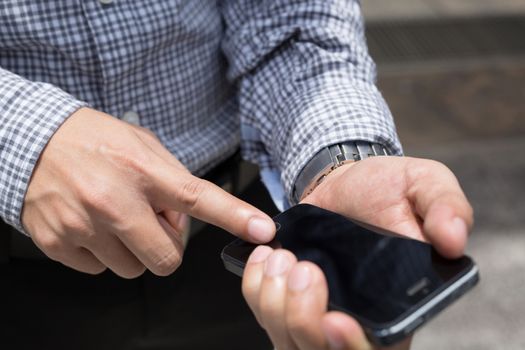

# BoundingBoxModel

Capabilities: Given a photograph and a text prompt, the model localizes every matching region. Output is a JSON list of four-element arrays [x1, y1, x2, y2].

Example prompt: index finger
[[148, 163, 276, 243]]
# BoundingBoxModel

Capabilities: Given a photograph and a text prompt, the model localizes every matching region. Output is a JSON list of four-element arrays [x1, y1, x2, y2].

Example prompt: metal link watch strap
[[293, 141, 389, 203]]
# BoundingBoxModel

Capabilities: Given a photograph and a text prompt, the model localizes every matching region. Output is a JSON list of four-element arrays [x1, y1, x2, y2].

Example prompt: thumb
[[148, 164, 276, 243], [407, 160, 474, 258]]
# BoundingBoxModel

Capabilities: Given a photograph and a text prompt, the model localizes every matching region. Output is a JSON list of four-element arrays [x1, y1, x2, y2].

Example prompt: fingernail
[[247, 245, 273, 264], [248, 216, 275, 242], [451, 217, 468, 239], [322, 323, 345, 350], [264, 251, 291, 277], [288, 265, 311, 292]]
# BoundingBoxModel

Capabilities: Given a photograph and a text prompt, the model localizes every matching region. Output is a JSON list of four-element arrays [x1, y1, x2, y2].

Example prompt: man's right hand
[[21, 107, 275, 278]]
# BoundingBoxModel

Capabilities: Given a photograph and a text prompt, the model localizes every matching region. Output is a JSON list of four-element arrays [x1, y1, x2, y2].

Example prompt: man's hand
[[303, 156, 473, 258], [243, 246, 412, 350], [243, 156, 473, 349], [22, 108, 275, 278]]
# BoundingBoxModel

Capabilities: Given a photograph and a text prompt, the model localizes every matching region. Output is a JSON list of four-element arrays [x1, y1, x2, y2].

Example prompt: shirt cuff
[[278, 78, 403, 206], [0, 68, 88, 233]]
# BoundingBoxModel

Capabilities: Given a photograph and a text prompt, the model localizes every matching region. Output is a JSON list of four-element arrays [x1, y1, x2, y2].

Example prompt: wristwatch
[[292, 141, 390, 203]]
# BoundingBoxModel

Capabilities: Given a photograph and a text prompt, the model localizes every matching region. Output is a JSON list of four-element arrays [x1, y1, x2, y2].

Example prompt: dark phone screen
[[225, 204, 473, 327]]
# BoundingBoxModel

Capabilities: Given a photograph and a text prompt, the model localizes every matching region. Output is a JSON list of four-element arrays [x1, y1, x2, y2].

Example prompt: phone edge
[[368, 263, 480, 346], [221, 248, 246, 277]]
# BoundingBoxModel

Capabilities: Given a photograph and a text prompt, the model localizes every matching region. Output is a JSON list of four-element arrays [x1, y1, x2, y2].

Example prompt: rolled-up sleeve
[[220, 0, 403, 205], [0, 67, 87, 232]]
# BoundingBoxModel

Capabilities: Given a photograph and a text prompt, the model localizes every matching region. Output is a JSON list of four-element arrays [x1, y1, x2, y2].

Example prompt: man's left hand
[[242, 156, 473, 350], [303, 156, 473, 259]]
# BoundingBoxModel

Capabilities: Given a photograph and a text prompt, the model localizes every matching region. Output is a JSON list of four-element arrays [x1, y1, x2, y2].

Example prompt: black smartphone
[[221, 203, 479, 346]]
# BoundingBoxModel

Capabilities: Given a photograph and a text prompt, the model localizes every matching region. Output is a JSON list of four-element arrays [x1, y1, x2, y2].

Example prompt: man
[[0, 1, 472, 349]]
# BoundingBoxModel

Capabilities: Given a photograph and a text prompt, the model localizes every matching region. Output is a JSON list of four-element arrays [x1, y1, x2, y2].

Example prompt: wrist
[[292, 141, 389, 203], [301, 161, 357, 201]]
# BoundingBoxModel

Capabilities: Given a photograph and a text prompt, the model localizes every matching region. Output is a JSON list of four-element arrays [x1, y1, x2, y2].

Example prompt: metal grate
[[366, 16, 525, 64]]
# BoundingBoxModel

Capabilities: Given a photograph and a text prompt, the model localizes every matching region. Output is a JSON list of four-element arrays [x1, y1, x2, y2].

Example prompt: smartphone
[[221, 203, 479, 346]]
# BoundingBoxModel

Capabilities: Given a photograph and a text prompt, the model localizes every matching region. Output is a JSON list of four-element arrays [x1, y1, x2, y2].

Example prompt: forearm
[[220, 0, 402, 204]]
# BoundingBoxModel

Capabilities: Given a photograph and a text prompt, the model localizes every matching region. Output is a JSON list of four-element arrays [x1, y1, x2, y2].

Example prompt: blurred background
[[362, 0, 525, 349], [1, 1, 523, 349]]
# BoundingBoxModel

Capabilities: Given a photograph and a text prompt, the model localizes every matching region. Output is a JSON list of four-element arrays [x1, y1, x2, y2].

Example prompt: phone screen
[[223, 204, 474, 328]]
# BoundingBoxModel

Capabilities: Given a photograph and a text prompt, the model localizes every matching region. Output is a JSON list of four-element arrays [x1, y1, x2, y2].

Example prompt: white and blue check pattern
[[0, 0, 401, 232]]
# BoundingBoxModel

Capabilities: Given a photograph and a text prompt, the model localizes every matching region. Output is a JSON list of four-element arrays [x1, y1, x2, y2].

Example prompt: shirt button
[[99, 0, 113, 5], [122, 110, 140, 125]]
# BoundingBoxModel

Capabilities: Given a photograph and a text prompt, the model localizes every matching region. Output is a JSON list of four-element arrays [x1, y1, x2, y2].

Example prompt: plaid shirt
[[0, 1, 401, 232]]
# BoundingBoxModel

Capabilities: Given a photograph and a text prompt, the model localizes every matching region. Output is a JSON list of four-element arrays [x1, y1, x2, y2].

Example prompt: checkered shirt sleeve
[[0, 68, 87, 232], [0, 1, 403, 232], [220, 0, 403, 204]]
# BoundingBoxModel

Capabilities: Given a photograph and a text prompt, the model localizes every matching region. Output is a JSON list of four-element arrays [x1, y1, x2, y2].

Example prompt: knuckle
[[426, 159, 454, 176], [178, 178, 207, 211], [406, 158, 453, 187], [35, 234, 64, 259], [406, 160, 432, 181], [79, 184, 126, 223], [151, 250, 182, 276], [60, 211, 87, 234], [117, 152, 152, 179], [79, 181, 113, 210], [96, 141, 156, 186]]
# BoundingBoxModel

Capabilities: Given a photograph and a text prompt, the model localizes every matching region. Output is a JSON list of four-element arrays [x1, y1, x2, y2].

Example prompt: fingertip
[[439, 216, 468, 258], [247, 245, 273, 264], [288, 263, 312, 292], [263, 249, 297, 278], [288, 261, 326, 290], [247, 215, 276, 243], [303, 261, 328, 289], [322, 312, 370, 350], [425, 203, 469, 258]]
